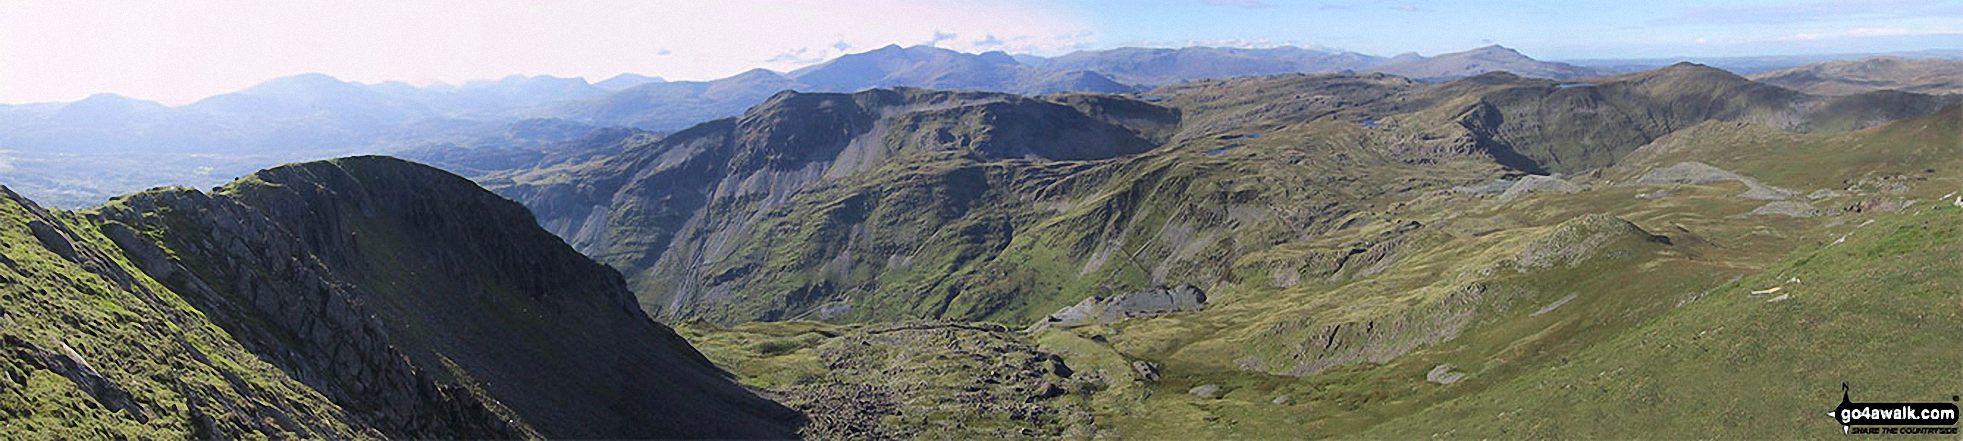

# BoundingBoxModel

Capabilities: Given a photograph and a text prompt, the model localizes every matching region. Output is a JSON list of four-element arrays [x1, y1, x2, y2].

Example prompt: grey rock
[[2, 336, 150, 422], [1189, 384, 1222, 399], [1496, 175, 1581, 203], [1131, 360, 1161, 382], [1747, 201, 1822, 218], [26, 220, 79, 262], [1027, 285, 1207, 331], [1426, 364, 1466, 385]]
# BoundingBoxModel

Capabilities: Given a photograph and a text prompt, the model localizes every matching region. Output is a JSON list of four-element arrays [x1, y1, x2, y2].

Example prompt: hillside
[[680, 101, 1962, 438], [1751, 56, 1963, 96], [2, 157, 800, 438], [496, 62, 1954, 330]]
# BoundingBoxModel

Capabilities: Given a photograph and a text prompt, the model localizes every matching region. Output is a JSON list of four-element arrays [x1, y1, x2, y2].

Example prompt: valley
[[4, 23, 1961, 438]]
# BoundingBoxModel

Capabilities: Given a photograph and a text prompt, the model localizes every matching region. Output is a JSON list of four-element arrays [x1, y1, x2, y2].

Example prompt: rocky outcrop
[[2, 335, 150, 422], [1027, 285, 1207, 332]]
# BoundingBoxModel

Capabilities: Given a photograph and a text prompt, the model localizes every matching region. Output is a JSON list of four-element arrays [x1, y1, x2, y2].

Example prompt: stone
[[1131, 360, 1161, 382], [1027, 285, 1208, 331], [1426, 364, 1466, 385]]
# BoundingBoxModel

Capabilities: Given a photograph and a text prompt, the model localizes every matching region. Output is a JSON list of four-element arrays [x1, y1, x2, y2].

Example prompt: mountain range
[[0, 44, 1598, 209], [5, 39, 1963, 439], [9, 43, 1950, 210]]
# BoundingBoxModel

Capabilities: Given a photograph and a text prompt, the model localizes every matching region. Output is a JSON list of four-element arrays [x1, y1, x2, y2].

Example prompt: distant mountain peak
[[978, 50, 1019, 65], [243, 72, 362, 96], [76, 92, 149, 103]]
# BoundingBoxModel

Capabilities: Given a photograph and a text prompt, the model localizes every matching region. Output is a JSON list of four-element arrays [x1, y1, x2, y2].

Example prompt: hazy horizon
[[5, 0, 1962, 105]]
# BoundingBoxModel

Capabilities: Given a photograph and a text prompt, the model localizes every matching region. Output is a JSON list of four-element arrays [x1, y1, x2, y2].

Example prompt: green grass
[[1364, 201, 1963, 439]]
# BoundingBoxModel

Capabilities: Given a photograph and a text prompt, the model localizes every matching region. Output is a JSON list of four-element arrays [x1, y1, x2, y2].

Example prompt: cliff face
[[3, 156, 800, 438], [1, 185, 375, 438], [493, 88, 1179, 322]]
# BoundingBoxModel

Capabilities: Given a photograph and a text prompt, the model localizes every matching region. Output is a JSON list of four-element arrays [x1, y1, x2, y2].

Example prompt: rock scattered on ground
[[1189, 384, 1222, 399], [1845, 197, 1912, 213], [762, 321, 1096, 439]]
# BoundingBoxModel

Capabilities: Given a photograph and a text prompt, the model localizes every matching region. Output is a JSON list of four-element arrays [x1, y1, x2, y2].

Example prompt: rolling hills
[[1752, 56, 1963, 96]]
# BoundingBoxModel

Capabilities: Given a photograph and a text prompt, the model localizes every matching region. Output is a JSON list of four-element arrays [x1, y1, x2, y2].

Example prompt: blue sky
[[3, 0, 1960, 105], [1065, 0, 1963, 59]]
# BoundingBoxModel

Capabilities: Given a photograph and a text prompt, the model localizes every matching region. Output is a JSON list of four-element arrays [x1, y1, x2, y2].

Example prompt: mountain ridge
[[2, 156, 802, 438]]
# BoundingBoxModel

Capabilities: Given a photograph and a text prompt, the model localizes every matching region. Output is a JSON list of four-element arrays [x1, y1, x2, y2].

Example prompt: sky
[[3, 0, 1961, 105]]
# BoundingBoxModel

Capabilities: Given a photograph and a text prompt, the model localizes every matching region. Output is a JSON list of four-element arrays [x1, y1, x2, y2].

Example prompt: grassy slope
[[0, 189, 366, 438], [1366, 199, 1963, 439], [1078, 105, 1963, 437]]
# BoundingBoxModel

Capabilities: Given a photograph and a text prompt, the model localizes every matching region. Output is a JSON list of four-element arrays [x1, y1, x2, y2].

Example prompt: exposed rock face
[[1027, 285, 1208, 332], [89, 157, 801, 439], [2, 185, 376, 438]]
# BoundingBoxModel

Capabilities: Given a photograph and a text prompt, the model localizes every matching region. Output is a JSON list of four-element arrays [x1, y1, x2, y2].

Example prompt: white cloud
[[0, 0, 1089, 105]]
